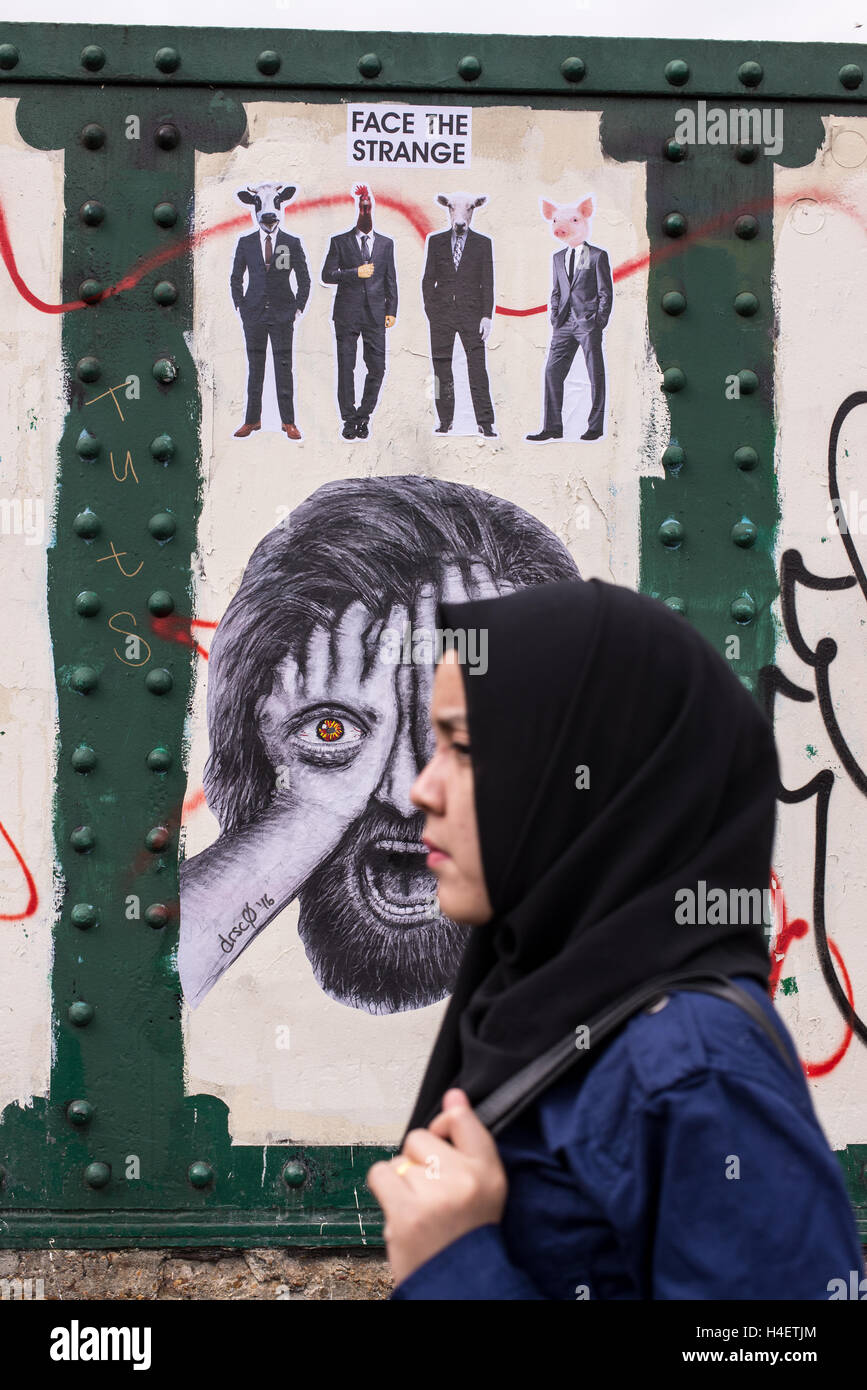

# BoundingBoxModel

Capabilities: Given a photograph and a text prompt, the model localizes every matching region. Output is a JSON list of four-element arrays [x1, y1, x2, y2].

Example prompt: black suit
[[542, 242, 612, 435], [321, 229, 397, 423], [422, 228, 495, 429], [230, 229, 311, 425]]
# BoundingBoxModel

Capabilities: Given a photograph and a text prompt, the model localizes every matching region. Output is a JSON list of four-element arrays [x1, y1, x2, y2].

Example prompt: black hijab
[[403, 577, 779, 1138]]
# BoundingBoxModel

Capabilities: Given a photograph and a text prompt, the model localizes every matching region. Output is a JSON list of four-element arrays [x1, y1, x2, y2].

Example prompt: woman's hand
[[366, 1089, 508, 1287]]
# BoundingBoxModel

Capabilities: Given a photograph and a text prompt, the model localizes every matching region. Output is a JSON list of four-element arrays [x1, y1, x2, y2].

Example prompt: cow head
[[436, 192, 488, 235], [541, 194, 595, 247], [236, 182, 297, 232]]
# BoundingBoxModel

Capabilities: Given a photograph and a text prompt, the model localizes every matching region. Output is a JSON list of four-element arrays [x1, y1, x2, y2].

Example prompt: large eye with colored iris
[[316, 717, 344, 743], [294, 713, 365, 751]]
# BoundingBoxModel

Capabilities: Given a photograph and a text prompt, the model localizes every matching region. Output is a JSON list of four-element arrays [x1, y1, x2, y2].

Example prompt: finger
[[366, 1159, 417, 1213], [420, 1105, 500, 1162], [334, 599, 376, 686], [442, 1087, 472, 1110], [467, 562, 500, 600], [301, 622, 331, 698], [439, 561, 470, 607], [401, 1125, 469, 1170]]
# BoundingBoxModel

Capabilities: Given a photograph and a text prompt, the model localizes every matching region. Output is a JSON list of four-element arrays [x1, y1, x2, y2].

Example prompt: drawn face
[[258, 563, 511, 1012]]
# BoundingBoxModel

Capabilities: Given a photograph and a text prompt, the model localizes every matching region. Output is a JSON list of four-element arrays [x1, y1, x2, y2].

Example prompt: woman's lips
[[423, 837, 450, 866]]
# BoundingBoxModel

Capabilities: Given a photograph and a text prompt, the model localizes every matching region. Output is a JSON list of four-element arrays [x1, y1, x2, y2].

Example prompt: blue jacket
[[391, 977, 864, 1299]]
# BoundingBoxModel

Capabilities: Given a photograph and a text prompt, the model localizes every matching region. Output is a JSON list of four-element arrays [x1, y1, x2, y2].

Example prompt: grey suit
[[542, 242, 612, 434]]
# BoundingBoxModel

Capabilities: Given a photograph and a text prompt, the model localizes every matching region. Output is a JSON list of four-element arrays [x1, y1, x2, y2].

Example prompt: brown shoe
[[234, 421, 261, 438], [283, 422, 301, 440]]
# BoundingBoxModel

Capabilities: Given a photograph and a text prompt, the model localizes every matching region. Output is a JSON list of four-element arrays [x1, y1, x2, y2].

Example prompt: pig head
[[541, 194, 594, 246]]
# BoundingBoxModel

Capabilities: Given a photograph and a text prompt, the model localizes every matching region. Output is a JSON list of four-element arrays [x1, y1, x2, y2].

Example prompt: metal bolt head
[[737, 369, 759, 394], [73, 508, 101, 538], [154, 122, 180, 149], [145, 903, 170, 929], [70, 825, 96, 853], [80, 45, 106, 71], [839, 63, 863, 90], [154, 46, 180, 73], [84, 1161, 111, 1189], [70, 902, 98, 929], [735, 214, 759, 239], [282, 1159, 307, 1188], [81, 123, 106, 150], [663, 139, 688, 162], [664, 59, 689, 87], [734, 445, 759, 471], [76, 429, 101, 459], [153, 280, 178, 305], [80, 200, 105, 225], [560, 56, 586, 83], [735, 143, 758, 163], [150, 433, 174, 462], [152, 357, 177, 384], [76, 356, 101, 383], [145, 668, 173, 696], [731, 594, 756, 623], [188, 1161, 215, 1189], [146, 826, 171, 853], [146, 746, 173, 772], [153, 201, 178, 227], [71, 666, 99, 694], [148, 511, 176, 541], [71, 744, 97, 773], [457, 55, 482, 81], [734, 291, 759, 316], [663, 596, 687, 613], [661, 290, 686, 315], [737, 60, 763, 88], [67, 1099, 95, 1126], [258, 49, 282, 76], [661, 367, 686, 393], [79, 279, 103, 304], [0, 43, 20, 70], [658, 518, 684, 548], [662, 212, 687, 238], [68, 1000, 95, 1027], [731, 518, 758, 548], [662, 444, 685, 470], [75, 589, 101, 616], [148, 590, 174, 617]]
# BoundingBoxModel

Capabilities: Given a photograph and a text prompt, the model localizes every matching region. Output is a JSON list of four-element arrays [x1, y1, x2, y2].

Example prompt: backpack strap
[[474, 971, 794, 1137]]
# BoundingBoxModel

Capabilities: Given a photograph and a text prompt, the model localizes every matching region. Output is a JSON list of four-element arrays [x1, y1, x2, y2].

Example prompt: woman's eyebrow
[[432, 710, 469, 732]]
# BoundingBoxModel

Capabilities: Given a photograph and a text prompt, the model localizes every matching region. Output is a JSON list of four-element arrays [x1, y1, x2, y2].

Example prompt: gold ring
[[393, 1158, 415, 1176]]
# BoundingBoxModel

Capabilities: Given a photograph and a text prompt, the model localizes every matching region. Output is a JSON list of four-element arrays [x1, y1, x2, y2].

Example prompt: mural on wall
[[178, 476, 581, 1014]]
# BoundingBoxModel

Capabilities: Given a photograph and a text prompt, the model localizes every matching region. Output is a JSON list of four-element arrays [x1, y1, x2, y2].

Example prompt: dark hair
[[203, 474, 580, 832]]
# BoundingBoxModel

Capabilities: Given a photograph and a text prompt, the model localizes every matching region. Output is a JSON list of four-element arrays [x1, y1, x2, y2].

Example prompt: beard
[[296, 800, 472, 1013]]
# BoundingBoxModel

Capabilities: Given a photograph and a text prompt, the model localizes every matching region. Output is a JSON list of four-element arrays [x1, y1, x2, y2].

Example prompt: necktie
[[453, 233, 464, 270], [264, 233, 272, 268], [568, 247, 575, 283], [361, 234, 370, 261]]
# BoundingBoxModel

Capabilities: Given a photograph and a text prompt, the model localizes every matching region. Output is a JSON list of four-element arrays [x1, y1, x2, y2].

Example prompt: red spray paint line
[[768, 870, 854, 1077], [0, 817, 38, 919]]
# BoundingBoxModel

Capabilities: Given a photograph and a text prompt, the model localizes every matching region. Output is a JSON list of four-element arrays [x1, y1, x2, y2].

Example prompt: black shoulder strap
[[474, 972, 795, 1138]]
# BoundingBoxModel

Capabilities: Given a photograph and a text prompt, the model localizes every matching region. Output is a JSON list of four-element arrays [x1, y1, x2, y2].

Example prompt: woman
[[366, 577, 863, 1299]]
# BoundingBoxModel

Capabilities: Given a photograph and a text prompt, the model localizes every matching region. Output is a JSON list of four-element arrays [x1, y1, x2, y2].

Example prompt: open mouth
[[361, 837, 441, 926]]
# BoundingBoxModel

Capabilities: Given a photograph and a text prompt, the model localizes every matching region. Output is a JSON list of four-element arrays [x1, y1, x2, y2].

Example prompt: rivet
[[76, 429, 101, 460], [80, 45, 106, 72], [658, 518, 684, 547], [76, 356, 101, 383], [146, 746, 173, 772], [84, 1161, 111, 1189], [737, 60, 763, 88], [662, 444, 685, 470], [70, 825, 96, 853], [150, 433, 174, 462], [663, 596, 687, 613], [70, 665, 99, 694], [154, 122, 180, 150], [664, 58, 690, 86], [731, 517, 758, 547], [731, 593, 756, 623], [661, 290, 686, 315], [75, 590, 101, 616], [81, 123, 106, 150], [67, 1099, 95, 1126], [737, 369, 759, 394], [734, 445, 759, 471], [70, 902, 98, 929], [71, 744, 97, 773], [145, 902, 170, 928], [79, 279, 103, 304], [146, 826, 171, 853], [258, 49, 282, 75], [152, 357, 177, 384], [0, 43, 20, 70], [153, 201, 178, 227], [188, 1160, 214, 1188], [663, 138, 688, 162], [735, 143, 759, 163], [73, 508, 101, 539], [153, 280, 178, 305], [734, 291, 759, 316], [734, 214, 759, 239], [80, 200, 105, 225], [457, 55, 482, 81], [282, 1159, 308, 1188], [560, 56, 586, 83], [839, 63, 863, 90], [145, 668, 173, 696], [148, 590, 174, 616], [68, 1000, 95, 1027], [154, 46, 180, 73], [662, 212, 687, 237], [661, 367, 686, 392], [148, 511, 176, 541]]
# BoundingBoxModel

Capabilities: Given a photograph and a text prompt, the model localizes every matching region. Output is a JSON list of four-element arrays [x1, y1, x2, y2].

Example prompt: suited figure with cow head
[[230, 182, 311, 441]]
